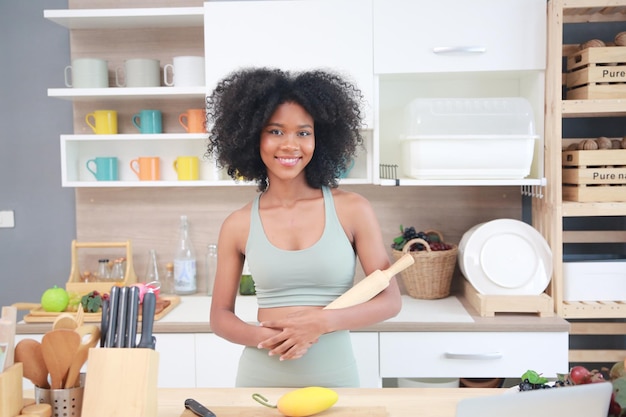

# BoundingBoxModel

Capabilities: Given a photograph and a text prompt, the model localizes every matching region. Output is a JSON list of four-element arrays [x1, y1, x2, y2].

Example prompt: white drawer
[[380, 332, 568, 378], [373, 0, 546, 74]]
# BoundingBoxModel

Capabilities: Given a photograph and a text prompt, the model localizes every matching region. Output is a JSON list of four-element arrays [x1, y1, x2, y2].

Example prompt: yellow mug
[[130, 156, 160, 181], [86, 110, 118, 134], [173, 156, 199, 181]]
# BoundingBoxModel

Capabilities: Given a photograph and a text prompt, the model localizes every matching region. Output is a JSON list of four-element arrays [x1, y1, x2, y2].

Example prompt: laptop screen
[[456, 382, 613, 417]]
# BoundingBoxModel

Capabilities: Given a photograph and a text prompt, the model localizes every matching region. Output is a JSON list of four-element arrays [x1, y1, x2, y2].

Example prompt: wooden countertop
[[152, 387, 504, 417], [21, 387, 505, 417], [17, 294, 569, 334]]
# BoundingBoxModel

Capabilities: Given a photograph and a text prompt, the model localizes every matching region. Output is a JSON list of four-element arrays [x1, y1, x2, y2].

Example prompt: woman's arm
[[209, 208, 280, 347]]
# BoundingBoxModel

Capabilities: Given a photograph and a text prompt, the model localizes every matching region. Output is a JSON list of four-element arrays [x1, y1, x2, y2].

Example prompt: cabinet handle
[[444, 352, 502, 360], [432, 46, 487, 55]]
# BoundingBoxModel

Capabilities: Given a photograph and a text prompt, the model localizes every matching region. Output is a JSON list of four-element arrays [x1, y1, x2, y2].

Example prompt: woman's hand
[[257, 309, 327, 361]]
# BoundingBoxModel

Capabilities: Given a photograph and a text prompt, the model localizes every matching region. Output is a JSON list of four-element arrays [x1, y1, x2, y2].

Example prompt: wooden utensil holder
[[67, 240, 138, 296], [82, 348, 159, 417], [0, 363, 23, 417]]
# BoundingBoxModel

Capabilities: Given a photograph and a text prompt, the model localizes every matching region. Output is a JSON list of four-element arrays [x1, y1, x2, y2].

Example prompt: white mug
[[64, 58, 109, 88], [163, 56, 204, 87], [115, 58, 160, 87]]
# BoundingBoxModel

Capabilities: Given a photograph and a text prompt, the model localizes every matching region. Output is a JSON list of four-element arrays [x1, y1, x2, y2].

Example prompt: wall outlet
[[0, 210, 15, 228]]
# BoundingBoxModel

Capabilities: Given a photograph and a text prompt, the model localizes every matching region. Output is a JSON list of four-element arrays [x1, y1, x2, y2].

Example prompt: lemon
[[41, 285, 70, 312]]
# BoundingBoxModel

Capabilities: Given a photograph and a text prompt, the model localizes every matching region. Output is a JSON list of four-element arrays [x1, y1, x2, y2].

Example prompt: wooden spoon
[[41, 329, 81, 389], [52, 313, 78, 331], [14, 338, 50, 388], [64, 324, 101, 389]]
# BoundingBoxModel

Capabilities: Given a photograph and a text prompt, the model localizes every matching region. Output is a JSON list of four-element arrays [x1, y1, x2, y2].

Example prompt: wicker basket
[[392, 232, 458, 300]]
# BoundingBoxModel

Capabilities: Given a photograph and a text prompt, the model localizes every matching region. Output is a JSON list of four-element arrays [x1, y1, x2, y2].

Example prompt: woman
[[206, 68, 402, 387]]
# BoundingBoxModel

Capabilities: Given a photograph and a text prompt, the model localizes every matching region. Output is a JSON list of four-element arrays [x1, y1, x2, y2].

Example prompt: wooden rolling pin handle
[[384, 253, 414, 278]]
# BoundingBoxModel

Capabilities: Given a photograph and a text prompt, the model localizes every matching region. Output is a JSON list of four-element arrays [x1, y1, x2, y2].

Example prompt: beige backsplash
[[74, 185, 521, 295]]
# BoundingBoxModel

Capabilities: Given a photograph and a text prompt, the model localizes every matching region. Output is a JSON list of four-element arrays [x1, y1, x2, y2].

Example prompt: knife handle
[[184, 399, 216, 417], [115, 286, 128, 348], [100, 298, 110, 348], [105, 286, 120, 348], [126, 286, 140, 348], [137, 291, 156, 349]]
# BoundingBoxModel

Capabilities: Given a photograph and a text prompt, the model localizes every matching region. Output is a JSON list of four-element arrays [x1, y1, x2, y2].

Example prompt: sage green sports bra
[[245, 186, 356, 308]]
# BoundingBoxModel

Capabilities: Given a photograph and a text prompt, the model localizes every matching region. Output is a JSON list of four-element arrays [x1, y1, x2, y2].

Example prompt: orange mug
[[179, 109, 206, 133], [130, 157, 160, 181]]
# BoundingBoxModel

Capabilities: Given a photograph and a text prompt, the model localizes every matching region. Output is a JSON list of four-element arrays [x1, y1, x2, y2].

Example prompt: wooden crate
[[462, 281, 554, 317], [565, 46, 626, 99], [562, 149, 626, 202]]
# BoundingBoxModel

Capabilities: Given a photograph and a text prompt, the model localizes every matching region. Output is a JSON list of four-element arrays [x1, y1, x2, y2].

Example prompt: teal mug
[[339, 158, 355, 179], [132, 109, 162, 134], [86, 157, 118, 181]]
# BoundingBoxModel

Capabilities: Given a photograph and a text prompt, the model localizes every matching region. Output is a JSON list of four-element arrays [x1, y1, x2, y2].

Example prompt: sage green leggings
[[235, 330, 360, 388]]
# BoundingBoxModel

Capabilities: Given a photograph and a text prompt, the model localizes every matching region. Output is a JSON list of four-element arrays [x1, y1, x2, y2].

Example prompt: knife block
[[0, 363, 23, 417], [82, 348, 158, 417]]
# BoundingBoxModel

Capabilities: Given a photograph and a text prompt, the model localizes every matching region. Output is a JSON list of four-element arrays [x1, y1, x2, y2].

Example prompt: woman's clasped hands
[[257, 309, 326, 361]]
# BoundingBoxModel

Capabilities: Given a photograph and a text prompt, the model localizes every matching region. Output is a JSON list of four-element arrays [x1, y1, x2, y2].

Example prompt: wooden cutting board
[[20, 295, 180, 323], [180, 406, 388, 417]]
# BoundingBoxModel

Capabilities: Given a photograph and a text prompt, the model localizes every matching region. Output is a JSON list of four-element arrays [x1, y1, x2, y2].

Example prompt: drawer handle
[[444, 352, 502, 360], [432, 46, 487, 55]]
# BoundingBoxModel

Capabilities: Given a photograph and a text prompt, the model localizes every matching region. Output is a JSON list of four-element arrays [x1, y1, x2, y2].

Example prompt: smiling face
[[260, 101, 315, 183]]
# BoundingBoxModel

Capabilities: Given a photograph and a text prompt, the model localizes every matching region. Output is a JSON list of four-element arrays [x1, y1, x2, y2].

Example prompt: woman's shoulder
[[329, 187, 374, 218], [222, 199, 254, 230]]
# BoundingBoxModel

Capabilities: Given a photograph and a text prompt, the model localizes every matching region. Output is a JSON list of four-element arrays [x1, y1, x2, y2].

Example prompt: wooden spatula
[[41, 329, 81, 389], [65, 324, 101, 389], [14, 338, 50, 389]]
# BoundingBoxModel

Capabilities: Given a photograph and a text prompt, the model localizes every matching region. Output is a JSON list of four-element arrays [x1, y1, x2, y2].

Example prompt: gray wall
[[0, 0, 75, 309]]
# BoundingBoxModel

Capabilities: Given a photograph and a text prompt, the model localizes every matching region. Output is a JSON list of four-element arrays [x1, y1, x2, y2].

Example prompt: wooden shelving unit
[[536, 0, 626, 363]]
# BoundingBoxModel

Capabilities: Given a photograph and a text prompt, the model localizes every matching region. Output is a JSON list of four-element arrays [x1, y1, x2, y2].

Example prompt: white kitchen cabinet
[[155, 333, 196, 388], [372, 0, 546, 187], [203, 0, 374, 129], [379, 332, 569, 378], [194, 333, 243, 388], [373, 0, 546, 74], [350, 332, 381, 388]]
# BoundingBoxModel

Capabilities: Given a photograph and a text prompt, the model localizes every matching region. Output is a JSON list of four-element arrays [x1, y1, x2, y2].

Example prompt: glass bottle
[[144, 249, 160, 284], [96, 258, 110, 282], [205, 244, 217, 296], [161, 262, 175, 295], [239, 259, 255, 296], [111, 258, 125, 282], [174, 215, 197, 295]]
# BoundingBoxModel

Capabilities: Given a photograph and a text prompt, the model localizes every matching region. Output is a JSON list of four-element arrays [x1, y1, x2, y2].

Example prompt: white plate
[[459, 219, 552, 295]]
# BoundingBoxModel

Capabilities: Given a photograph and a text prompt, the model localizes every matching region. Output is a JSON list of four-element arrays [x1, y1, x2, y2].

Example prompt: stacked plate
[[458, 219, 552, 295]]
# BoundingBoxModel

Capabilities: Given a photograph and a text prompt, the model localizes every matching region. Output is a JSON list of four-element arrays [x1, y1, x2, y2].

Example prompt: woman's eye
[[298, 131, 312, 137], [268, 128, 282, 135]]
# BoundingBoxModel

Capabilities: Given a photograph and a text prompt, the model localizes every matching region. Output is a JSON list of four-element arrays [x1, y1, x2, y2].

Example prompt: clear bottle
[[96, 258, 110, 282], [111, 258, 125, 282], [161, 262, 175, 295], [174, 215, 197, 294], [144, 249, 160, 284], [205, 244, 217, 296]]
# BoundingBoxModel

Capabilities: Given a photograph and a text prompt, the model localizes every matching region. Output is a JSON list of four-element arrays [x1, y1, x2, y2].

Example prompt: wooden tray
[[20, 295, 180, 323], [462, 281, 554, 317], [181, 406, 388, 417]]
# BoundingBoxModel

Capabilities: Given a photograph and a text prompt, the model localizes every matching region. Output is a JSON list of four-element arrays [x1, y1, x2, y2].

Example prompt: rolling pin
[[324, 253, 414, 310]]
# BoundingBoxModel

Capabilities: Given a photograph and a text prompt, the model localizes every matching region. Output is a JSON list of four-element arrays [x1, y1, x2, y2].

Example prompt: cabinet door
[[373, 0, 546, 74], [380, 332, 568, 378], [204, 0, 374, 127], [195, 333, 243, 387], [155, 333, 196, 388], [351, 332, 381, 388]]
